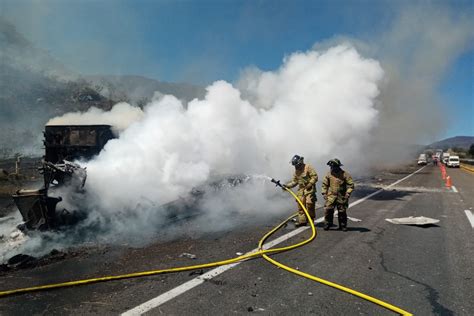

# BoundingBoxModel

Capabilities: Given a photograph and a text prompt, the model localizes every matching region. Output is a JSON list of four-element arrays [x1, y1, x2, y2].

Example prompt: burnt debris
[[12, 125, 115, 231]]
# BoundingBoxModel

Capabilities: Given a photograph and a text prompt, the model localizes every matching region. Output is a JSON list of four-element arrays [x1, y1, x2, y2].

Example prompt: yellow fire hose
[[259, 187, 412, 315], [0, 185, 412, 315]]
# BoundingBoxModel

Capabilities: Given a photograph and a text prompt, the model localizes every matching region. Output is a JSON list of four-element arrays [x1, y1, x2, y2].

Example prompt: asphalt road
[[1, 164, 473, 315]]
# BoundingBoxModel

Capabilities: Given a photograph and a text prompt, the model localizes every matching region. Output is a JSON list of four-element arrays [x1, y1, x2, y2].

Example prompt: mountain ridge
[[0, 18, 205, 157], [84, 74, 205, 105], [428, 136, 474, 149]]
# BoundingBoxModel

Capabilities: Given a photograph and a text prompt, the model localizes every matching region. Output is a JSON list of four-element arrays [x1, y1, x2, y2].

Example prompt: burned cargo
[[43, 125, 114, 163], [13, 125, 115, 231]]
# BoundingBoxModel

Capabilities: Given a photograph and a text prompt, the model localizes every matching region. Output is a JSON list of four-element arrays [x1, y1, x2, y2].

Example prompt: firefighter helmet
[[291, 155, 304, 166], [327, 158, 343, 167]]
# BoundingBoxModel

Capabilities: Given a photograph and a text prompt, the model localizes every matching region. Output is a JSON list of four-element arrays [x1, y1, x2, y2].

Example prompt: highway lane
[[1, 164, 473, 315], [124, 164, 473, 316]]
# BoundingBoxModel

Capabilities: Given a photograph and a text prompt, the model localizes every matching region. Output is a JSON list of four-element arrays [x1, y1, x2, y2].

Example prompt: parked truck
[[442, 152, 450, 164]]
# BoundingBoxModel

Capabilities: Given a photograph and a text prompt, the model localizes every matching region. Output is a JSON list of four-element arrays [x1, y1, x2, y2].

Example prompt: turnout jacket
[[321, 170, 354, 204], [286, 163, 318, 197]]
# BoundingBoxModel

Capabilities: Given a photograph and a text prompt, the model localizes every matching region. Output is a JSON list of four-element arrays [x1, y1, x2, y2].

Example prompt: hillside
[[429, 136, 474, 150], [85, 75, 206, 106], [0, 18, 76, 80], [0, 62, 114, 156], [0, 18, 204, 158], [0, 18, 115, 157]]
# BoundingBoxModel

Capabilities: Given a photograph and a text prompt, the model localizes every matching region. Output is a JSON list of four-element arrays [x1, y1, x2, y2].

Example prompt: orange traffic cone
[[445, 176, 452, 188]]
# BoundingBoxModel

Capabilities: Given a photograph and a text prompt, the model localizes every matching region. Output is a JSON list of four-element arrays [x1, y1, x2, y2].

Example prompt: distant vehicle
[[421, 153, 432, 163], [442, 152, 450, 164], [417, 154, 427, 166], [447, 156, 460, 168]]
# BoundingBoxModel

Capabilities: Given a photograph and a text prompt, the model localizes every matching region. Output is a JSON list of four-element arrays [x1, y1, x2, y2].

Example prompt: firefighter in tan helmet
[[283, 155, 318, 227], [321, 158, 354, 231]]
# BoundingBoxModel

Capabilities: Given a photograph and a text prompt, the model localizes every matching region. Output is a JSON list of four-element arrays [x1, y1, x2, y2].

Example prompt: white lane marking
[[349, 166, 426, 209], [122, 166, 426, 315], [348, 216, 362, 222], [464, 210, 474, 229], [357, 184, 443, 193], [121, 226, 312, 316], [452, 186, 458, 193]]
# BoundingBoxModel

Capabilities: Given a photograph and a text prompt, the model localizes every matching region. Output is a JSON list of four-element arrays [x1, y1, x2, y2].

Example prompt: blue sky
[[2, 0, 473, 139]]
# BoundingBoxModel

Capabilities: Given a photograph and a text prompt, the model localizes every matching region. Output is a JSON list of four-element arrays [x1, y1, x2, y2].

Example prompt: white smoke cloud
[[77, 44, 383, 238], [2, 3, 472, 261], [46, 102, 144, 133], [0, 44, 384, 261]]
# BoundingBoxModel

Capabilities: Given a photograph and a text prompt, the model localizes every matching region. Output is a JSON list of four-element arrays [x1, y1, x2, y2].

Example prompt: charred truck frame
[[13, 125, 115, 231]]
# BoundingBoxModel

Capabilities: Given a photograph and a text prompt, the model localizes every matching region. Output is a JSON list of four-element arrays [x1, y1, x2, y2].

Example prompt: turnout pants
[[297, 194, 316, 224], [324, 201, 348, 228]]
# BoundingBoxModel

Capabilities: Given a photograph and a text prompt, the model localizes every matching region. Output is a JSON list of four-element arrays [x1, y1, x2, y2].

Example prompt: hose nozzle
[[271, 178, 283, 188]]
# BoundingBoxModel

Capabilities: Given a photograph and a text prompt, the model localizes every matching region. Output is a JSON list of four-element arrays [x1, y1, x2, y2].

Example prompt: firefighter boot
[[324, 208, 334, 231], [296, 210, 308, 227], [338, 211, 348, 231]]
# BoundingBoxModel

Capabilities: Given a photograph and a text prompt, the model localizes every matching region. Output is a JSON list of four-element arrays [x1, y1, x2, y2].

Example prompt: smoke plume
[[46, 102, 144, 134], [3, 4, 472, 260], [67, 44, 382, 241], [371, 6, 474, 162]]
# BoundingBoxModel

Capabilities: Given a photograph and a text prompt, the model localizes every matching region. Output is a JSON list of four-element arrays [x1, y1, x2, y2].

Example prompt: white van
[[417, 155, 427, 165], [447, 156, 460, 168]]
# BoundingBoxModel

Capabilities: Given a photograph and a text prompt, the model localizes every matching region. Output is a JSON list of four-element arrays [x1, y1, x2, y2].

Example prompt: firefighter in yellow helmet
[[284, 155, 318, 227], [321, 158, 354, 231]]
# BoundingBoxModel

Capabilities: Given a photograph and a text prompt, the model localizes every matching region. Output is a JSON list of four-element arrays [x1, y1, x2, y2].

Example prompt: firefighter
[[321, 158, 354, 231], [284, 155, 318, 227]]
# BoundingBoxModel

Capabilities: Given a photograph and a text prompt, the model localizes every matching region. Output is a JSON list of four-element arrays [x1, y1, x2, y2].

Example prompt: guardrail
[[460, 158, 474, 166]]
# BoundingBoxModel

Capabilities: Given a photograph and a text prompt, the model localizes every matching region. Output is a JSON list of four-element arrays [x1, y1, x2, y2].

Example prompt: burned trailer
[[13, 125, 115, 231], [44, 125, 115, 163]]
